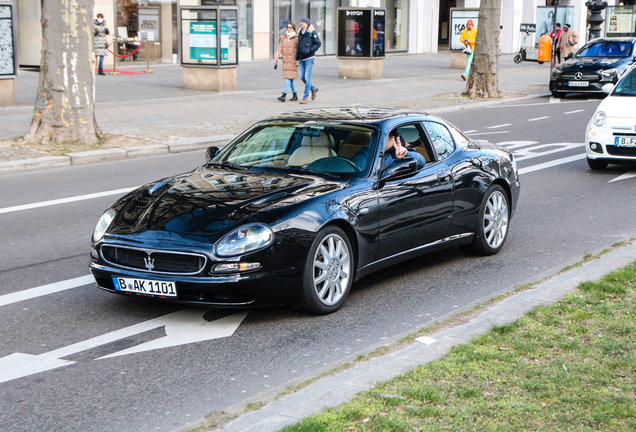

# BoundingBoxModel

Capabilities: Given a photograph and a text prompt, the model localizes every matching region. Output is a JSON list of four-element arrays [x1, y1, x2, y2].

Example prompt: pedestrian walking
[[94, 13, 110, 76], [460, 19, 477, 81], [559, 23, 578, 62], [295, 17, 321, 104], [274, 22, 299, 102], [550, 23, 562, 64]]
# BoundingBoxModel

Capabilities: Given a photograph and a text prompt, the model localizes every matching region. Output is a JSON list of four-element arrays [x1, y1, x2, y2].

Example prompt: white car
[[585, 65, 636, 170]]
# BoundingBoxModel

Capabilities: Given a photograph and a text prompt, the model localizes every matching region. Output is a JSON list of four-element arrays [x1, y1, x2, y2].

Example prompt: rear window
[[577, 41, 633, 58]]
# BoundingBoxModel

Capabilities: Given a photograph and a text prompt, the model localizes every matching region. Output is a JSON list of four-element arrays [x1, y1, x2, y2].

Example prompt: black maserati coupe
[[89, 108, 520, 314]]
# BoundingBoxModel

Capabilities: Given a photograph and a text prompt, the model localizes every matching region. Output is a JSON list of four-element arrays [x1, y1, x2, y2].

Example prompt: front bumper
[[585, 120, 636, 164]]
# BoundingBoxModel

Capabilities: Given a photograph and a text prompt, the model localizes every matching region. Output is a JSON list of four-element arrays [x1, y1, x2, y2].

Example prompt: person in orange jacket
[[460, 19, 477, 81]]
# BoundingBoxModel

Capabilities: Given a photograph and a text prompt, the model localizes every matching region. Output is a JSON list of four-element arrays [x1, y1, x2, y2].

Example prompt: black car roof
[[261, 108, 430, 124]]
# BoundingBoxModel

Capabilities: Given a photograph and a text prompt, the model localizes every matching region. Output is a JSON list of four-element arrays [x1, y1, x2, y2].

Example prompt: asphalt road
[[2, 95, 636, 432]]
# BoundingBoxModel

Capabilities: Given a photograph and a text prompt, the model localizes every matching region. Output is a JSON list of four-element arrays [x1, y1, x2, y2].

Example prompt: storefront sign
[[449, 9, 478, 52], [190, 22, 217, 61], [0, 4, 16, 77], [138, 7, 160, 41], [606, 7, 635, 36]]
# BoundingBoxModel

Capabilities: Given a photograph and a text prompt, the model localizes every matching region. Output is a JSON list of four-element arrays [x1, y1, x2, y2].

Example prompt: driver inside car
[[382, 130, 426, 170]]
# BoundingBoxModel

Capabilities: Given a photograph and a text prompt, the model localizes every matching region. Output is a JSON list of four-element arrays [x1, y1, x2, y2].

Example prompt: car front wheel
[[462, 185, 510, 256], [291, 226, 354, 315]]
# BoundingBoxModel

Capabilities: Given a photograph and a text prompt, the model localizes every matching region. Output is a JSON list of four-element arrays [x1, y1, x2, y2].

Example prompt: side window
[[423, 121, 455, 160], [395, 123, 434, 163]]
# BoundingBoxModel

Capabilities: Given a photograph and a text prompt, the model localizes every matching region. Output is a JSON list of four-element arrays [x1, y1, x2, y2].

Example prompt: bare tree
[[22, 0, 102, 146], [462, 0, 501, 99]]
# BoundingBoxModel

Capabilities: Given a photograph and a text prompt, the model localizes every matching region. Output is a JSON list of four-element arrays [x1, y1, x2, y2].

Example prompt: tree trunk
[[462, 0, 501, 99], [22, 0, 102, 146]]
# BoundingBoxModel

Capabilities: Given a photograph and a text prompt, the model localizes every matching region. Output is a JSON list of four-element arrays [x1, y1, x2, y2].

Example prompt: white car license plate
[[113, 277, 177, 298], [568, 81, 589, 87], [615, 137, 636, 147]]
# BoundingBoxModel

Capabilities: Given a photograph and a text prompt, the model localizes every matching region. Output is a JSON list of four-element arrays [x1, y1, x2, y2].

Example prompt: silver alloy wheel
[[483, 190, 509, 249], [312, 233, 351, 306]]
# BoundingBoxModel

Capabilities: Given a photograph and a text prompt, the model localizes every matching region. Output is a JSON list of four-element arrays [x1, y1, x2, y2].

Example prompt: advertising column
[[337, 8, 385, 80], [180, 6, 239, 92], [0, 2, 16, 106]]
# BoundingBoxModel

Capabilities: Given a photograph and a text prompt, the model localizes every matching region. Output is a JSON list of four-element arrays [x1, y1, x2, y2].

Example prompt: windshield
[[612, 68, 636, 96], [214, 121, 379, 178], [576, 41, 633, 58]]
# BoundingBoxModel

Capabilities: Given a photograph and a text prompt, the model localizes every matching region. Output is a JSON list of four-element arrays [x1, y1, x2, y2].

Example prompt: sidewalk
[[174, 239, 636, 432], [0, 53, 551, 173]]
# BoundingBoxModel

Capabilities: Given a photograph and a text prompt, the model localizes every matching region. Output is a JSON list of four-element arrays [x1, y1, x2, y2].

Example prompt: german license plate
[[112, 277, 177, 298], [568, 81, 589, 87], [615, 136, 636, 147]]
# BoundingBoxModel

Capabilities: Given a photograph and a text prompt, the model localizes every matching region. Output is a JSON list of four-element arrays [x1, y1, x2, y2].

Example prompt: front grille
[[560, 72, 600, 81], [101, 246, 206, 274], [607, 145, 636, 156]]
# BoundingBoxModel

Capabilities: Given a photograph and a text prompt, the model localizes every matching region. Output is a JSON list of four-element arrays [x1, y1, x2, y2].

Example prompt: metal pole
[[109, 37, 120, 75], [143, 35, 154, 74]]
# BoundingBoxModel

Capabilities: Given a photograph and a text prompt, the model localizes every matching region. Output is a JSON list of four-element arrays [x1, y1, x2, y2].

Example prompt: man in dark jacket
[[295, 17, 321, 104]]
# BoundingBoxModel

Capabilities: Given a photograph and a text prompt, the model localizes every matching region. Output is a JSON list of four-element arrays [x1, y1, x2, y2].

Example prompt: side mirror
[[380, 158, 418, 181], [565, 52, 574, 60], [602, 83, 615, 94], [206, 146, 220, 161]]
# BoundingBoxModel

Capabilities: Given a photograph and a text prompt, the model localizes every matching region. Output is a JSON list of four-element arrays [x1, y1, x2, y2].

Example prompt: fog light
[[589, 127, 597, 137], [213, 262, 261, 273], [590, 143, 598, 150]]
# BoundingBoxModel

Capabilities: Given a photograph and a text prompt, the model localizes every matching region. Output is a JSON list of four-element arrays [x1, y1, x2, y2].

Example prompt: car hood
[[597, 95, 636, 118], [560, 56, 627, 71], [108, 166, 340, 239]]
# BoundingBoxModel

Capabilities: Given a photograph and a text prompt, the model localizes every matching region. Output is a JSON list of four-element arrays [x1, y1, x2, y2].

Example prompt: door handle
[[437, 173, 449, 183]]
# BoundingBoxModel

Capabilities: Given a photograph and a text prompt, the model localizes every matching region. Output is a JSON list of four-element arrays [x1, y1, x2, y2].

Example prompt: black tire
[[514, 54, 522, 64], [587, 158, 608, 170], [461, 185, 510, 256], [290, 226, 354, 315]]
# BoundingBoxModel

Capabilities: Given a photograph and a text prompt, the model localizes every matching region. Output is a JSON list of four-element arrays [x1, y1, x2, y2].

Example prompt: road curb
[[0, 135, 235, 176], [172, 237, 636, 432]]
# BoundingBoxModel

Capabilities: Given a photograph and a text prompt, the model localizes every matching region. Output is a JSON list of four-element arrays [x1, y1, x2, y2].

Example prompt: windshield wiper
[[206, 161, 249, 171], [263, 165, 339, 179]]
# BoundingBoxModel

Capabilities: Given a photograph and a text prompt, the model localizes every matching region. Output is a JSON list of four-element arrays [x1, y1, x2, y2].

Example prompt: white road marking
[[565, 109, 585, 114], [0, 275, 95, 307], [528, 116, 549, 122], [609, 170, 636, 183], [513, 143, 584, 161], [0, 308, 249, 384], [416, 336, 437, 345], [519, 154, 586, 175], [486, 100, 597, 108], [463, 130, 478, 134], [487, 123, 511, 129], [0, 187, 137, 215], [496, 141, 539, 149], [466, 131, 509, 136]]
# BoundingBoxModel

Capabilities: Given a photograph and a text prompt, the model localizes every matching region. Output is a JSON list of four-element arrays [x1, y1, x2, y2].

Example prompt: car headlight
[[599, 68, 618, 78], [93, 209, 116, 243], [215, 223, 274, 257], [551, 68, 562, 79], [593, 111, 606, 126]]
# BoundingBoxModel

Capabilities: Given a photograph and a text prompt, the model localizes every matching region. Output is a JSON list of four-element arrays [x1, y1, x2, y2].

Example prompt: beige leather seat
[[287, 131, 336, 166], [338, 131, 372, 160]]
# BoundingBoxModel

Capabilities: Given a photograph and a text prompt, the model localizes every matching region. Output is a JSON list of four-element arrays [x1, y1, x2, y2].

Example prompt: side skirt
[[354, 233, 474, 281]]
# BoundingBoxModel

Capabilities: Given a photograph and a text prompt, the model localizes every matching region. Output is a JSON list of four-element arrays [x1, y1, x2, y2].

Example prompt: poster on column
[[536, 7, 575, 38], [450, 9, 479, 52], [190, 22, 217, 61]]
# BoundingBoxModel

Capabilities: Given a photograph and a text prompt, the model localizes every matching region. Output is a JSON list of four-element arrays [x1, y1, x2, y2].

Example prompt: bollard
[[143, 35, 154, 74], [109, 37, 121, 75]]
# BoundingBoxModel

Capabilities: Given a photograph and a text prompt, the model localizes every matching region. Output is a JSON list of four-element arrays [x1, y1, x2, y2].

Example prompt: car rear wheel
[[587, 158, 608, 170], [291, 226, 354, 315], [462, 185, 510, 256]]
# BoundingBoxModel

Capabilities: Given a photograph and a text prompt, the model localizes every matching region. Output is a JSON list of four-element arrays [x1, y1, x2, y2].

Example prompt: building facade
[[13, 0, 636, 67]]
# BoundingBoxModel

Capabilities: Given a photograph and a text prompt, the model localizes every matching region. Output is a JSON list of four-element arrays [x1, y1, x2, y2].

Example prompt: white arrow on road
[[0, 307, 248, 384], [609, 170, 636, 183]]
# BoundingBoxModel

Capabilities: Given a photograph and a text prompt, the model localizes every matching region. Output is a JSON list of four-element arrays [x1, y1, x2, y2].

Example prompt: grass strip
[[281, 261, 636, 432]]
